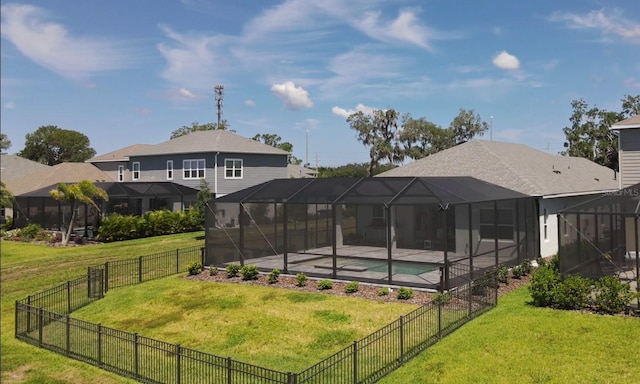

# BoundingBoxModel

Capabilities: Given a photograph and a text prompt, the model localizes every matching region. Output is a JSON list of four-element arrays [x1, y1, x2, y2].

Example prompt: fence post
[[38, 308, 43, 347], [468, 281, 473, 318], [399, 315, 405, 364], [134, 333, 139, 379], [98, 324, 103, 367], [14, 301, 19, 338], [353, 340, 358, 384], [176, 249, 180, 274], [288, 372, 297, 384], [176, 344, 181, 384], [200, 247, 205, 270], [66, 315, 71, 357], [67, 281, 72, 313], [27, 295, 31, 332], [437, 302, 442, 340], [227, 356, 232, 384], [104, 262, 109, 293], [138, 256, 143, 284]]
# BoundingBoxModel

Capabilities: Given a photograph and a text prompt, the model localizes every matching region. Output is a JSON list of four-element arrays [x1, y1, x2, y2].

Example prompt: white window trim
[[183, 159, 206, 180], [543, 208, 548, 241], [225, 158, 243, 179], [166, 160, 174, 180], [117, 165, 124, 182], [132, 162, 140, 181]]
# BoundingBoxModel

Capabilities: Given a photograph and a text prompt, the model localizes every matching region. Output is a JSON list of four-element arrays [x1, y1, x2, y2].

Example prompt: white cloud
[[331, 103, 378, 119], [355, 9, 438, 50], [492, 51, 520, 70], [548, 8, 640, 44], [157, 25, 229, 89], [179, 88, 197, 98], [624, 77, 640, 89], [245, 99, 256, 107], [0, 4, 133, 79], [271, 81, 313, 110], [134, 107, 152, 115], [4, 102, 16, 109]]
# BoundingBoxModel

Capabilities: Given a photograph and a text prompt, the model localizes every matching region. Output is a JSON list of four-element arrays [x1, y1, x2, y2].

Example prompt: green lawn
[[379, 286, 640, 384], [3, 235, 640, 383], [72, 276, 415, 372], [1, 233, 204, 384]]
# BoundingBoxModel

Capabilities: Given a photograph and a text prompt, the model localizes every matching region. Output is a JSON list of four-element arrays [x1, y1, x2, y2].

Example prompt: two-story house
[[611, 115, 640, 188], [87, 130, 290, 212]]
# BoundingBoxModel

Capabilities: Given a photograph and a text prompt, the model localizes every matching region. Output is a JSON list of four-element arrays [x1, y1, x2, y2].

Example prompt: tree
[[348, 109, 405, 176], [562, 95, 639, 170], [317, 163, 396, 178], [19, 125, 96, 165], [49, 180, 108, 245], [194, 179, 212, 226], [1, 181, 13, 208], [0, 133, 11, 153], [252, 133, 302, 164], [448, 108, 489, 144], [170, 121, 229, 139]]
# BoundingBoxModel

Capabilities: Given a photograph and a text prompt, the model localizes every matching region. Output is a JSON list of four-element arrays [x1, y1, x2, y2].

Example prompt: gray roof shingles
[[377, 140, 619, 197]]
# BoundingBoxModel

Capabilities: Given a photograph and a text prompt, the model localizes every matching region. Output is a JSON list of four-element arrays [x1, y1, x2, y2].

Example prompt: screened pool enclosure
[[558, 184, 639, 291], [205, 177, 539, 290]]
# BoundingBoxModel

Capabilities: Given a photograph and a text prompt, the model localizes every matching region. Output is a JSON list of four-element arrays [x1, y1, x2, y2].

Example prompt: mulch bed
[[185, 268, 531, 306]]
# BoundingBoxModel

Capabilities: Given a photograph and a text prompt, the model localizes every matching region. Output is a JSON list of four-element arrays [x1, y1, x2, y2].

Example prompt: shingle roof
[[86, 144, 153, 162], [0, 154, 51, 182], [287, 164, 318, 178], [377, 140, 619, 197], [611, 115, 640, 130], [131, 130, 290, 157], [6, 162, 113, 196]]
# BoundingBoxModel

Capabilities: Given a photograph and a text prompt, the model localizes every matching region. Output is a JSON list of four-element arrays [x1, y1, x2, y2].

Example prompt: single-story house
[[378, 140, 619, 258]]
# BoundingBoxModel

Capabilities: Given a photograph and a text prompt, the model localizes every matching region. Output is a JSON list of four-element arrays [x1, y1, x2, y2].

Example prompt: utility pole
[[306, 129, 309, 167], [490, 116, 494, 141], [214, 84, 224, 127]]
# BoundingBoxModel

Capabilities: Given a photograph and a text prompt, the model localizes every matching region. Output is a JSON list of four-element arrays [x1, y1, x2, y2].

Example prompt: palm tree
[[50, 180, 108, 245]]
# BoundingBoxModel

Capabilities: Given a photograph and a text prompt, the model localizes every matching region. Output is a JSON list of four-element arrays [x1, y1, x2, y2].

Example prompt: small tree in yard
[[50, 180, 108, 245]]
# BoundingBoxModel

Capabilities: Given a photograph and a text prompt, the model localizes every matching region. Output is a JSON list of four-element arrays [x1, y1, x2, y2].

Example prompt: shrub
[[377, 287, 390, 296], [187, 261, 202, 275], [529, 258, 561, 307], [317, 279, 333, 290], [20, 224, 42, 240], [34, 230, 57, 243], [209, 266, 218, 276], [594, 276, 633, 314], [520, 259, 533, 275], [397, 287, 414, 300], [295, 273, 307, 287], [345, 281, 359, 293], [226, 264, 241, 278], [267, 268, 280, 284], [240, 264, 259, 281], [496, 265, 509, 284], [511, 265, 525, 279], [432, 292, 451, 305], [553, 274, 592, 310]]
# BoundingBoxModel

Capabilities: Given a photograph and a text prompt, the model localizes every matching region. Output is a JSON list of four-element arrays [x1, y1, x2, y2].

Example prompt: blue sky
[[1, 1, 639, 166]]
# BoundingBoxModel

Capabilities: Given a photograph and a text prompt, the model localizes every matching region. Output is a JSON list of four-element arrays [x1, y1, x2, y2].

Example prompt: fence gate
[[88, 266, 104, 299]]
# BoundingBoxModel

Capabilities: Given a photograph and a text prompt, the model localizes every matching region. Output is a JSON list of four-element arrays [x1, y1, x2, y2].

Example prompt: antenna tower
[[214, 84, 224, 127]]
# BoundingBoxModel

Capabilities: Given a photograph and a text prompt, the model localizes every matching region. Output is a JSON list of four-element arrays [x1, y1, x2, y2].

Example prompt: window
[[543, 208, 548, 241], [132, 162, 140, 180], [166, 160, 173, 180], [479, 208, 514, 240], [225, 159, 243, 179], [117, 165, 124, 182], [183, 159, 205, 179]]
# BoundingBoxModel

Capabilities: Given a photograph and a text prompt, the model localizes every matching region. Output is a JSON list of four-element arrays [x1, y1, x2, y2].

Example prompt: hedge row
[[96, 209, 202, 242]]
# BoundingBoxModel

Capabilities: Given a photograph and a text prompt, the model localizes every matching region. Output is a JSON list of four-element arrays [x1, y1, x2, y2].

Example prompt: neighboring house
[[287, 164, 318, 178], [0, 154, 51, 222], [87, 130, 290, 198], [378, 140, 619, 258], [610, 115, 640, 188]]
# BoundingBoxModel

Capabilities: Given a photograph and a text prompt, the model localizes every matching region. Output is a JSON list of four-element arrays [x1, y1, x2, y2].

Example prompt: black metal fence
[[16, 248, 496, 383]]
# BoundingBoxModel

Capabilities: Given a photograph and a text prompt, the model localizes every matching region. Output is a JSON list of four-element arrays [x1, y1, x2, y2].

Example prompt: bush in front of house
[[240, 264, 259, 281], [345, 281, 359, 293], [529, 256, 562, 307], [187, 261, 202, 275], [594, 276, 634, 314], [226, 264, 241, 278], [295, 273, 308, 287], [397, 287, 414, 300], [267, 268, 280, 284], [377, 287, 390, 296], [317, 279, 333, 290], [553, 274, 593, 310], [96, 209, 202, 242]]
